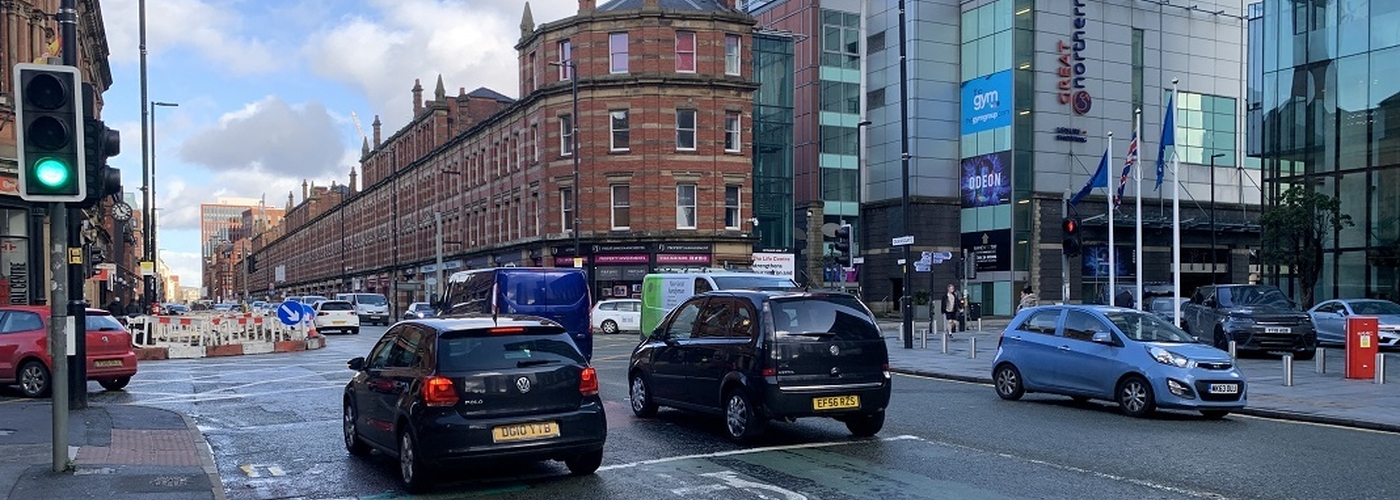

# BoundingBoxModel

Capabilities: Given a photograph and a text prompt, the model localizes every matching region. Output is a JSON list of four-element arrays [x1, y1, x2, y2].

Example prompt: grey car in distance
[[1308, 299, 1400, 347]]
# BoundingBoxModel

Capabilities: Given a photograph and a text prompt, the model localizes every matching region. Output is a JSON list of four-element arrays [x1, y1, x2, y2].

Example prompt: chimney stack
[[579, 0, 596, 13], [412, 78, 424, 115], [372, 115, 382, 147]]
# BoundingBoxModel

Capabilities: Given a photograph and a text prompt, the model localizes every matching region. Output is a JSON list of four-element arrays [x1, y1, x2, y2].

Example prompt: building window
[[561, 188, 574, 231], [868, 88, 886, 108], [867, 31, 886, 54], [820, 125, 857, 155], [558, 40, 572, 80], [676, 109, 697, 150], [821, 10, 861, 70], [677, 184, 697, 229], [725, 34, 741, 76], [724, 185, 740, 229], [676, 31, 696, 73], [1167, 90, 1238, 167], [611, 110, 630, 151], [610, 32, 629, 74], [724, 112, 741, 152], [561, 114, 573, 156], [611, 185, 630, 230], [527, 51, 537, 92], [531, 124, 539, 163], [821, 81, 861, 114]]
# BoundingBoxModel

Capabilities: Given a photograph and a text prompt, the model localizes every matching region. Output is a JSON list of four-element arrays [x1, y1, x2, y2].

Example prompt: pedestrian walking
[[944, 284, 961, 335], [1017, 286, 1039, 313], [106, 297, 124, 317]]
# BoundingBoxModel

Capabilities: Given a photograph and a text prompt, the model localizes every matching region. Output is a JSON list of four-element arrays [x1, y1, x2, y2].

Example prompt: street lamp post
[[1210, 152, 1225, 284], [149, 101, 177, 305], [898, 0, 913, 349]]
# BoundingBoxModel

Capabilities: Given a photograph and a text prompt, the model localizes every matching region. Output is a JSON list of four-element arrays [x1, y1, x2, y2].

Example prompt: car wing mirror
[[347, 357, 365, 371], [1091, 331, 1115, 345]]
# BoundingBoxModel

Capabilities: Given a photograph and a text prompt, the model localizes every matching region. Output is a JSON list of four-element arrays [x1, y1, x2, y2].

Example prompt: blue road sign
[[301, 302, 315, 322], [276, 300, 305, 326]]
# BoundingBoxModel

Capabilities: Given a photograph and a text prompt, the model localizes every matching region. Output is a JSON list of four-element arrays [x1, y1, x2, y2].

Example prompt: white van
[[639, 272, 799, 336], [335, 292, 390, 325]]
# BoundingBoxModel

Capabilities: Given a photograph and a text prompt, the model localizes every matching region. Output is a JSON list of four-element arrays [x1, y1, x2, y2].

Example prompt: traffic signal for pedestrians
[[15, 63, 85, 202], [834, 224, 852, 267], [78, 118, 122, 209], [1062, 217, 1082, 257]]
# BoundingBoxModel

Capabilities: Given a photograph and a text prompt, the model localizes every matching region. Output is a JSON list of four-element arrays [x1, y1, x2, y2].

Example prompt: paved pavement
[[0, 399, 224, 500], [878, 316, 1400, 432]]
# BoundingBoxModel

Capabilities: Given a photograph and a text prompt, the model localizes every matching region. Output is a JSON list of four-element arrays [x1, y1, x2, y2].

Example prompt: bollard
[[970, 337, 978, 359], [918, 328, 928, 349], [1377, 353, 1387, 385], [941, 330, 949, 354], [1315, 348, 1326, 374], [1228, 340, 1237, 359], [978, 317, 983, 332], [1283, 354, 1294, 387]]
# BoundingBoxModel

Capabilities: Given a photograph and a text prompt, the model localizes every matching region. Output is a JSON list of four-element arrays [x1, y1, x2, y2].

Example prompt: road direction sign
[[933, 251, 953, 260], [276, 301, 305, 326], [892, 235, 914, 246]]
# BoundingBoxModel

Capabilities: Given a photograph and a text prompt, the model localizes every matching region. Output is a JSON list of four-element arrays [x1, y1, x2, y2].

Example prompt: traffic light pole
[[60, 0, 87, 410], [47, 204, 70, 472]]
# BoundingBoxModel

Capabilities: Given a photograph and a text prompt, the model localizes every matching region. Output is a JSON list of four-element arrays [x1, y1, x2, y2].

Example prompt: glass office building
[[1249, 0, 1400, 303]]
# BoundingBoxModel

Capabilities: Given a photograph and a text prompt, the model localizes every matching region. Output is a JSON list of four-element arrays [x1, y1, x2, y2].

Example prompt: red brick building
[[247, 0, 757, 311]]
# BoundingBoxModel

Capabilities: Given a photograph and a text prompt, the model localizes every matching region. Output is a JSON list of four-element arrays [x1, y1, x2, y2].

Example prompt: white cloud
[[301, 0, 578, 129], [103, 0, 279, 75], [157, 248, 203, 291], [177, 96, 348, 179], [155, 171, 308, 231]]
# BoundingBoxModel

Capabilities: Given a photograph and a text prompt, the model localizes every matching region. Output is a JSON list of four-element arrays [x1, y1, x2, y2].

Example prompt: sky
[[99, 0, 581, 291]]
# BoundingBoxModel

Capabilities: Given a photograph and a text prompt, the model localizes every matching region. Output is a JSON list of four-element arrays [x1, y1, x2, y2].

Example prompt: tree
[[1259, 185, 1353, 308]]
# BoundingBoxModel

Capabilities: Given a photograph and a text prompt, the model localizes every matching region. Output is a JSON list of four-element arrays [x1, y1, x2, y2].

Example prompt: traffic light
[[1062, 217, 1082, 257], [78, 118, 122, 209], [246, 255, 257, 274], [15, 63, 85, 202], [834, 224, 852, 267]]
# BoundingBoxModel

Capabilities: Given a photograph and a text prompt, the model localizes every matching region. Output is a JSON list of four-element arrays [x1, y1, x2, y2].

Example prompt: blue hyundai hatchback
[[992, 305, 1246, 419]]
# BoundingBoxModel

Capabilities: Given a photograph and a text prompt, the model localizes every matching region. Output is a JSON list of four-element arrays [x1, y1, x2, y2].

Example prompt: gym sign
[[1057, 0, 1091, 115]]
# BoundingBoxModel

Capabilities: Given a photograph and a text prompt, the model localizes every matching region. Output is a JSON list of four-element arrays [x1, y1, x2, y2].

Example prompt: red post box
[[1346, 316, 1380, 379]]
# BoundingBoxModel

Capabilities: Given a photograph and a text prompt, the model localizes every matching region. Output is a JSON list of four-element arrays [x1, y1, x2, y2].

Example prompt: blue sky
[[98, 0, 580, 290]]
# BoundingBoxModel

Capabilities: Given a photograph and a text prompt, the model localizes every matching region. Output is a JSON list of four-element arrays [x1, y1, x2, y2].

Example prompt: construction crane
[[350, 111, 366, 143]]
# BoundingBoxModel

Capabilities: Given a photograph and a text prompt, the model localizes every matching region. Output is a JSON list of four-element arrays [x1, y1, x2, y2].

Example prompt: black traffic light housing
[[246, 255, 258, 274], [78, 118, 122, 209], [15, 63, 85, 202], [834, 224, 852, 267], [1062, 217, 1082, 257]]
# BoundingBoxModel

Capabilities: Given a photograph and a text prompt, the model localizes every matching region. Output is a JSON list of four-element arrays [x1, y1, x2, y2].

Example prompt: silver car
[[1308, 299, 1400, 347]]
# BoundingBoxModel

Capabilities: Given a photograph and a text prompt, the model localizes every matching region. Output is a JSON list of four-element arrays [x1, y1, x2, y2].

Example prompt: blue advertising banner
[[1081, 245, 1137, 277], [961, 151, 1012, 208], [960, 70, 1013, 135]]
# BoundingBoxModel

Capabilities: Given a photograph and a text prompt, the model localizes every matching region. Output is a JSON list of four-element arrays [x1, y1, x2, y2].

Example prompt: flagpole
[[1107, 132, 1115, 306], [1170, 79, 1182, 328], [1134, 109, 1143, 310]]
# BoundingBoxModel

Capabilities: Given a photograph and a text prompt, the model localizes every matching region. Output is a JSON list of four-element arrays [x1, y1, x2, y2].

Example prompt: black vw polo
[[342, 316, 606, 493], [628, 291, 891, 443]]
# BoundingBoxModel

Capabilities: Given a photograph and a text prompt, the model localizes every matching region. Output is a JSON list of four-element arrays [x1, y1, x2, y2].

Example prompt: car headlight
[[1228, 316, 1255, 326], [1147, 346, 1193, 368]]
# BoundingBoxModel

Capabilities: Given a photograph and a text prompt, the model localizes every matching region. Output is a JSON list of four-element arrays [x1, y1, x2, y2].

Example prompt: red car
[[0, 306, 139, 398]]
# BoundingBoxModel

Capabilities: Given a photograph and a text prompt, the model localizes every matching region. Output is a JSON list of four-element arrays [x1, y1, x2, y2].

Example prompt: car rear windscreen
[[438, 329, 584, 371], [500, 272, 587, 306], [320, 302, 354, 311], [770, 296, 880, 340], [86, 313, 125, 331]]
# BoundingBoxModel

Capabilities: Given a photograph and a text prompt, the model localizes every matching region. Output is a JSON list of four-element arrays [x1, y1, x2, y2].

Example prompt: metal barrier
[[1377, 353, 1387, 385], [918, 328, 928, 349], [969, 337, 978, 359], [1228, 340, 1237, 359], [129, 313, 308, 349], [1316, 348, 1326, 374]]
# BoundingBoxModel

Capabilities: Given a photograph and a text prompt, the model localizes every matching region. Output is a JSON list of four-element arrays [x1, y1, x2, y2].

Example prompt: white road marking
[[239, 464, 287, 478], [894, 372, 992, 387], [701, 470, 808, 500], [125, 383, 343, 405], [670, 484, 729, 496], [597, 435, 921, 472]]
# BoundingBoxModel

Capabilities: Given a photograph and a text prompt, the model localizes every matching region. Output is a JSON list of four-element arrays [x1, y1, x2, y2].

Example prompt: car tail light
[[348, 311, 356, 315], [489, 327, 526, 335], [579, 367, 599, 396], [422, 376, 459, 407], [883, 363, 891, 379], [317, 311, 329, 316], [760, 367, 777, 377]]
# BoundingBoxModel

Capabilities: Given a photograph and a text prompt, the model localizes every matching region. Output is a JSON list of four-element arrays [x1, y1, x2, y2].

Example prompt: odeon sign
[[1057, 0, 1091, 115]]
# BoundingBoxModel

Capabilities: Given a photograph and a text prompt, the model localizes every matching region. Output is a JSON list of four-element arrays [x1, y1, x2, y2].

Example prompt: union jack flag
[[1115, 132, 1139, 208]]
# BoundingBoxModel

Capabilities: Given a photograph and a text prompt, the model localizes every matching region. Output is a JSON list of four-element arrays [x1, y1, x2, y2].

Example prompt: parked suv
[[627, 291, 891, 443], [343, 316, 606, 493], [1180, 284, 1317, 360]]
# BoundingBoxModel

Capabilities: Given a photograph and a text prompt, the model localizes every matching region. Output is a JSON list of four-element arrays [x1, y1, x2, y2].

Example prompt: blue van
[[436, 268, 594, 358]]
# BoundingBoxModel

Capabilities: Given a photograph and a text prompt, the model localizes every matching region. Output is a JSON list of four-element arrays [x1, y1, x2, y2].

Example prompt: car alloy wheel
[[630, 373, 657, 417], [399, 429, 431, 493], [601, 320, 619, 335], [724, 388, 764, 442], [19, 361, 50, 398], [1117, 376, 1157, 418], [343, 402, 368, 456], [993, 364, 1024, 401]]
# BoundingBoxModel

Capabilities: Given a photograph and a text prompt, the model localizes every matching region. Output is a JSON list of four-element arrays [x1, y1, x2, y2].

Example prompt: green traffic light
[[34, 157, 71, 187]]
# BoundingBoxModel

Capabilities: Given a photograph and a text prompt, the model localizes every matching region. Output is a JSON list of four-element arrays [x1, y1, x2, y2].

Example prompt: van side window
[[694, 278, 713, 294]]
